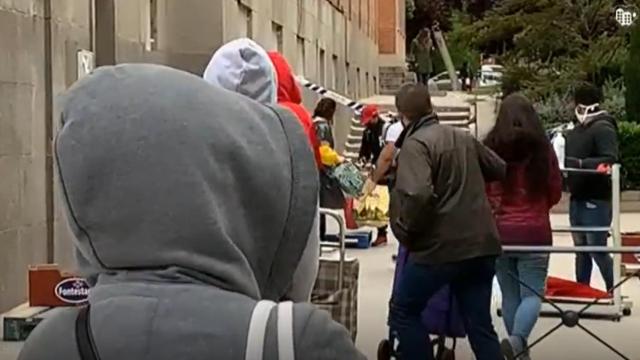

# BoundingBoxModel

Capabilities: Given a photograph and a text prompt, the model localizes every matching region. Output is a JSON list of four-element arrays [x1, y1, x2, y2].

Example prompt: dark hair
[[484, 93, 550, 197], [313, 98, 337, 121], [574, 82, 602, 105], [396, 83, 433, 122]]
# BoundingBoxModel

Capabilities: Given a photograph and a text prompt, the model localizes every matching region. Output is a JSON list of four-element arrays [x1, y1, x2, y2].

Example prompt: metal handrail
[[552, 226, 611, 233], [319, 209, 346, 290], [502, 246, 640, 254]]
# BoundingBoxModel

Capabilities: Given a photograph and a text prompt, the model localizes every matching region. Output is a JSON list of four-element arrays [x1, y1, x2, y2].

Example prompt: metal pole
[[44, 0, 54, 263], [612, 164, 623, 315], [502, 246, 640, 254]]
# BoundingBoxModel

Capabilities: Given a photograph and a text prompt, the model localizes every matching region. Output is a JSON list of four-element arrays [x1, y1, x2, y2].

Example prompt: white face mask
[[575, 103, 599, 124]]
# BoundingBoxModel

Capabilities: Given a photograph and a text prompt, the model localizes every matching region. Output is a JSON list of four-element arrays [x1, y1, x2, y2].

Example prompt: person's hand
[[362, 178, 376, 197], [597, 163, 611, 174]]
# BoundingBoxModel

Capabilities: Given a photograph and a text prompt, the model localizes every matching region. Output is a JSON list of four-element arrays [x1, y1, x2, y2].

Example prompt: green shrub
[[535, 92, 574, 129], [602, 79, 627, 123], [619, 121, 640, 190], [625, 23, 640, 123]]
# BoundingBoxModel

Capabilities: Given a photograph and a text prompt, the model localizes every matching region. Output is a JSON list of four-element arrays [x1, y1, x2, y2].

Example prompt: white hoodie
[[203, 38, 320, 302]]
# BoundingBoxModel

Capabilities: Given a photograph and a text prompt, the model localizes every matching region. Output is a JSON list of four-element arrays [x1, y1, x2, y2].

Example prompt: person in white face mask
[[565, 82, 619, 292]]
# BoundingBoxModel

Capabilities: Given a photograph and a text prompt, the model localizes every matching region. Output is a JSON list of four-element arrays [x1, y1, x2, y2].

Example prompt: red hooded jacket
[[268, 52, 322, 168]]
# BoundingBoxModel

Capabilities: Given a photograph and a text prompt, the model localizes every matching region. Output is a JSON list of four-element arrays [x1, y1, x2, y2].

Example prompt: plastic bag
[[353, 186, 389, 228], [331, 162, 365, 197]]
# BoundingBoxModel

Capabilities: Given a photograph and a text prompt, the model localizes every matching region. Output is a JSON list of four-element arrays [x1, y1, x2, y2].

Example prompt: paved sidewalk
[[353, 213, 640, 360]]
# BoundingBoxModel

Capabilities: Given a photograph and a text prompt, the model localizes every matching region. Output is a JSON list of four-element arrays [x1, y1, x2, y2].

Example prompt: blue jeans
[[569, 199, 614, 291], [389, 256, 502, 360], [496, 254, 549, 350]]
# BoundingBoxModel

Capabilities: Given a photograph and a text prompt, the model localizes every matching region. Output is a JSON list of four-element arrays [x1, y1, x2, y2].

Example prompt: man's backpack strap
[[75, 305, 101, 360]]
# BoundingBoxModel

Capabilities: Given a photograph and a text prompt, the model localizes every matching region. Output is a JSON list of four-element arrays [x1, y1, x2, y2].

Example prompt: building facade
[[377, 0, 408, 94], [0, 0, 385, 312]]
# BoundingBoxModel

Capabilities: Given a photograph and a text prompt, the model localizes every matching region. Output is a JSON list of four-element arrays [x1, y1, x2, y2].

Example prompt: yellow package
[[319, 144, 341, 167], [353, 186, 390, 228]]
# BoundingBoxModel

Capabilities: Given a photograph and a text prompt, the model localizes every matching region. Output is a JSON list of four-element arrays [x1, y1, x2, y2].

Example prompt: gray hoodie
[[18, 64, 365, 360], [203, 38, 320, 302]]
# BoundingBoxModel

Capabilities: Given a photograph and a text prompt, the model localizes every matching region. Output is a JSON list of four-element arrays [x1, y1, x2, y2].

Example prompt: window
[[296, 36, 306, 76], [319, 48, 326, 86], [272, 22, 283, 52], [373, 75, 378, 93], [238, 3, 252, 38], [145, 0, 158, 51]]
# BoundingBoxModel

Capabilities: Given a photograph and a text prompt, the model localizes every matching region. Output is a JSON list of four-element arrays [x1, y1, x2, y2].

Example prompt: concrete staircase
[[342, 103, 475, 162]]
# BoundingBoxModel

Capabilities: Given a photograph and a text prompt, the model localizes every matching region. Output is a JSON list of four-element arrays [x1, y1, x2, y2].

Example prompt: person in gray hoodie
[[203, 38, 320, 302], [18, 64, 365, 360]]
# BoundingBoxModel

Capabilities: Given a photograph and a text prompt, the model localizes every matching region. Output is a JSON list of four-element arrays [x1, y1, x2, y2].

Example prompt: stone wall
[[0, 0, 384, 312]]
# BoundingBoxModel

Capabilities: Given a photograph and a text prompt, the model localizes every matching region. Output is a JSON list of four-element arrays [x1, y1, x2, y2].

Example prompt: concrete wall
[[0, 0, 49, 313], [0, 0, 382, 312], [223, 0, 379, 98]]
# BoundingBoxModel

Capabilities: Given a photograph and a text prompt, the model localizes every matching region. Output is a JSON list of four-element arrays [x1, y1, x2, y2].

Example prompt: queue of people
[[17, 35, 620, 360]]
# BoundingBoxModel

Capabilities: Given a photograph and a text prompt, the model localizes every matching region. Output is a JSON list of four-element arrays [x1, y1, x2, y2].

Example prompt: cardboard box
[[28, 264, 89, 307]]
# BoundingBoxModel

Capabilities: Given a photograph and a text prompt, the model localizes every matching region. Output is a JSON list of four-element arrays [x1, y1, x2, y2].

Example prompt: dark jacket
[[486, 146, 563, 246], [314, 117, 345, 209], [390, 117, 506, 265], [359, 121, 384, 164], [565, 112, 618, 200]]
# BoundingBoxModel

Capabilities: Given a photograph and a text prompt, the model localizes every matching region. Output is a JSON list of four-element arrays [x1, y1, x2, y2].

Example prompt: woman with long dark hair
[[484, 94, 562, 360], [313, 98, 344, 241]]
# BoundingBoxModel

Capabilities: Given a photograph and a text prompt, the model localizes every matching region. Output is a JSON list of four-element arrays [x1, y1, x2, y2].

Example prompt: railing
[[500, 165, 640, 359]]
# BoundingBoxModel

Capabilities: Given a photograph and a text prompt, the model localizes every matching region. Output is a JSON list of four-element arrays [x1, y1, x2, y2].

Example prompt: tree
[[460, 0, 629, 99], [626, 23, 640, 123]]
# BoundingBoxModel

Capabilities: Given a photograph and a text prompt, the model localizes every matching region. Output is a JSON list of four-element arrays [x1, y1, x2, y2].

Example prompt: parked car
[[478, 65, 504, 88], [430, 71, 462, 91]]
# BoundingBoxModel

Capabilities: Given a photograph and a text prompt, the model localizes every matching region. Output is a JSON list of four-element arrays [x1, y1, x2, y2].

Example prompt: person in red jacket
[[268, 52, 322, 168], [484, 94, 563, 360]]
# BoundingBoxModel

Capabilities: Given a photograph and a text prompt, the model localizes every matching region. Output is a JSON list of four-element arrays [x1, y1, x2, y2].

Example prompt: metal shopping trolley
[[312, 209, 360, 341]]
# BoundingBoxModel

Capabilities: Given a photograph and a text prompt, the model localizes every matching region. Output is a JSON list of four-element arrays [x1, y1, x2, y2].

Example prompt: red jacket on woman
[[486, 147, 563, 246], [268, 52, 323, 169]]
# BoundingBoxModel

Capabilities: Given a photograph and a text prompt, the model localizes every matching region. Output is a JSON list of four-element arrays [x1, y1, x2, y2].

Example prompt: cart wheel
[[439, 348, 455, 360], [497, 308, 502, 317], [623, 307, 632, 316], [377, 339, 392, 360]]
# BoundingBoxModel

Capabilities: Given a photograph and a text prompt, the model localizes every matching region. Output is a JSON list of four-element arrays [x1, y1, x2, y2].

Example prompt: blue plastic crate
[[323, 230, 373, 249]]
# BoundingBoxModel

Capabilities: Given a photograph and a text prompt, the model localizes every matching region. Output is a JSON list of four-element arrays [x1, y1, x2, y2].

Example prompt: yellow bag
[[353, 186, 389, 228]]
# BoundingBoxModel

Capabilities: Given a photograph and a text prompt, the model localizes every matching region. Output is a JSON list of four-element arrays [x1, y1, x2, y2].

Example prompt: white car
[[478, 65, 504, 88], [430, 71, 463, 91]]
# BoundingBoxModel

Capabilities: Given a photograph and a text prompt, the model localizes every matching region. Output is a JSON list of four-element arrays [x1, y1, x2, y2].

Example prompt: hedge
[[619, 121, 640, 190]]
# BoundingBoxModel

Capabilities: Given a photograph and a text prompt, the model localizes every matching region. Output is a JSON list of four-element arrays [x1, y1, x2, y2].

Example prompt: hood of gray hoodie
[[56, 63, 317, 301], [203, 38, 277, 104]]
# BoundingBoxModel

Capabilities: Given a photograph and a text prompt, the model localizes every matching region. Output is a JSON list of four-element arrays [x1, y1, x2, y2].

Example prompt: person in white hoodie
[[203, 38, 320, 303]]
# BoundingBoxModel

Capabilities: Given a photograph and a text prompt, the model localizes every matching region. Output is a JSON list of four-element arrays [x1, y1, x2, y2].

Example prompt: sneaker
[[501, 336, 530, 360], [372, 234, 388, 247], [501, 339, 516, 360]]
